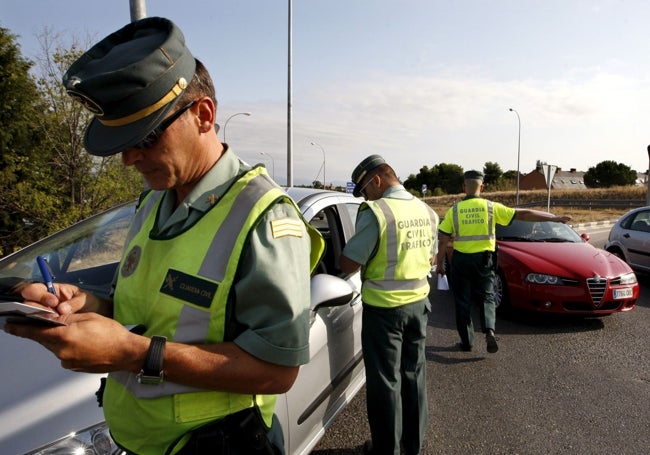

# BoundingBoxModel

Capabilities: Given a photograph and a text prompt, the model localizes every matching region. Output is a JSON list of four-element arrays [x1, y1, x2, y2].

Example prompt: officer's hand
[[20, 282, 106, 316], [18, 282, 85, 315], [4, 313, 146, 374]]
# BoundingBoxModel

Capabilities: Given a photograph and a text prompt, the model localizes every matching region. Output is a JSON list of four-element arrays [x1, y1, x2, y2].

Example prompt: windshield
[[496, 220, 582, 243], [0, 202, 135, 296]]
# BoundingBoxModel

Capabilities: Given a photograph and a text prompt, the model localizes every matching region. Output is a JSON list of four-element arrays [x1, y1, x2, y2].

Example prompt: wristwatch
[[137, 335, 167, 385]]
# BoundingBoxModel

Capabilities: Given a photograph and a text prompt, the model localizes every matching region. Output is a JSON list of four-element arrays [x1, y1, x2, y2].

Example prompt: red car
[[492, 220, 638, 314]]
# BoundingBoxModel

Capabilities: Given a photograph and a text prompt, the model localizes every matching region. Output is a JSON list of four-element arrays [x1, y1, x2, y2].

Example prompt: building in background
[[519, 167, 587, 191]]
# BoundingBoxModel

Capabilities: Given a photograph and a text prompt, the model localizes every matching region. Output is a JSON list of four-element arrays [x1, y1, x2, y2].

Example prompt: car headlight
[[525, 273, 564, 285], [26, 422, 123, 455], [619, 272, 637, 285]]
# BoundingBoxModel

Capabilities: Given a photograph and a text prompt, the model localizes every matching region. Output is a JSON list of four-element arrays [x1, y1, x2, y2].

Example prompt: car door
[[624, 209, 650, 271], [279, 192, 365, 455]]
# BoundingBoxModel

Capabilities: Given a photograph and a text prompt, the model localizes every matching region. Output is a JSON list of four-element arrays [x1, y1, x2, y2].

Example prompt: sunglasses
[[358, 176, 375, 198], [134, 100, 198, 149]]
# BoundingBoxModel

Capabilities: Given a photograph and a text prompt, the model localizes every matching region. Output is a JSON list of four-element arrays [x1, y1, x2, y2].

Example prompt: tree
[[436, 163, 464, 194], [584, 160, 637, 188], [503, 170, 518, 181], [0, 27, 53, 255], [404, 163, 464, 195], [33, 29, 141, 220], [0, 27, 142, 256], [482, 161, 503, 190]]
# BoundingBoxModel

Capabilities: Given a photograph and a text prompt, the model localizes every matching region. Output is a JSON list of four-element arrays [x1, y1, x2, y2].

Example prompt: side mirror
[[581, 233, 590, 242], [310, 273, 356, 312]]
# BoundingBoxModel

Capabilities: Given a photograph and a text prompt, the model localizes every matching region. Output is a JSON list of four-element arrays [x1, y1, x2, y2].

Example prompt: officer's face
[[359, 174, 378, 201], [121, 101, 203, 192]]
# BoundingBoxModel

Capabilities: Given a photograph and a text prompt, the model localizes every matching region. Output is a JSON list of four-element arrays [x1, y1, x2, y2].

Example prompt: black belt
[[173, 407, 279, 455]]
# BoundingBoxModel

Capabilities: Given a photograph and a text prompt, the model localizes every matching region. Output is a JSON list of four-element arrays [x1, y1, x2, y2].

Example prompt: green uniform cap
[[464, 170, 484, 181], [351, 154, 386, 197], [63, 17, 197, 156]]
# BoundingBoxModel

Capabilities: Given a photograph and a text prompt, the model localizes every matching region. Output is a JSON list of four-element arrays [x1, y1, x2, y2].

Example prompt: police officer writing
[[437, 170, 571, 353], [339, 155, 439, 455], [3, 17, 324, 455]]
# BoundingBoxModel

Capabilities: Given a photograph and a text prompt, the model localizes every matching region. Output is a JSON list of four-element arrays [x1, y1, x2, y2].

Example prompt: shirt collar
[[381, 184, 406, 198], [158, 146, 249, 231], [187, 147, 244, 212]]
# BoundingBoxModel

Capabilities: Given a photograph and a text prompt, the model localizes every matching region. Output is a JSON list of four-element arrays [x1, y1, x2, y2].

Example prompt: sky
[[3, 0, 650, 187]]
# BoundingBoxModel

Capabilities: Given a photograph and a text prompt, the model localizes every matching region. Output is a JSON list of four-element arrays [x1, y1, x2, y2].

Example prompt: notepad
[[0, 301, 66, 326]]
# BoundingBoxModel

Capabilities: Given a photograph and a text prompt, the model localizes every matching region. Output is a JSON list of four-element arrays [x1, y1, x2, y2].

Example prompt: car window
[[64, 216, 130, 272], [496, 221, 533, 239], [308, 206, 345, 276], [0, 203, 134, 295], [497, 220, 582, 242], [629, 211, 650, 233], [344, 203, 360, 225]]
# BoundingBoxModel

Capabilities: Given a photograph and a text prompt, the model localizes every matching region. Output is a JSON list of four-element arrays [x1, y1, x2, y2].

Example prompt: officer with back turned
[[437, 170, 571, 353], [340, 155, 438, 455]]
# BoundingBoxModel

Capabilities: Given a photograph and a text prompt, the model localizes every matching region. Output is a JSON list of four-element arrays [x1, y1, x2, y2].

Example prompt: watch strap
[[137, 335, 166, 385]]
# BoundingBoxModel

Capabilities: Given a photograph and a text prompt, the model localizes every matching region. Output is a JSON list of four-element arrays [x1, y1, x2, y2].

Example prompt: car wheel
[[493, 271, 510, 312]]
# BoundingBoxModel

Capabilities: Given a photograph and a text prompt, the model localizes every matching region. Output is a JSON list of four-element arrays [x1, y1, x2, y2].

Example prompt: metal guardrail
[[517, 199, 645, 209]]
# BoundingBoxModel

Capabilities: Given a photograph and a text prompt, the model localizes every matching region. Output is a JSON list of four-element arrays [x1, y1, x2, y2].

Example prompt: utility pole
[[646, 145, 650, 206], [129, 0, 146, 21], [286, 0, 293, 187]]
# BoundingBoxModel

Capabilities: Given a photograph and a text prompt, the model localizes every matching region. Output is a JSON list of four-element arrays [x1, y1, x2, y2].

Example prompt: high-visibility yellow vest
[[443, 197, 515, 253], [103, 167, 324, 455], [361, 197, 436, 308]]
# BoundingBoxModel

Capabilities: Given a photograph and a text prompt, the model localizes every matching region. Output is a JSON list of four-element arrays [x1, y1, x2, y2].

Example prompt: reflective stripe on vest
[[452, 199, 495, 242], [361, 197, 434, 307]]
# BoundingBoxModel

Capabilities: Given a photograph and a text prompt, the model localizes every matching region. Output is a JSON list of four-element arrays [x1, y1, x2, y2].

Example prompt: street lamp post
[[259, 152, 275, 180], [223, 112, 251, 143], [310, 141, 326, 189], [509, 108, 521, 206], [646, 145, 650, 206]]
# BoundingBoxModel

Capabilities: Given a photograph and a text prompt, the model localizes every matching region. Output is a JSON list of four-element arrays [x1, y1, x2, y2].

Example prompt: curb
[[572, 219, 617, 230]]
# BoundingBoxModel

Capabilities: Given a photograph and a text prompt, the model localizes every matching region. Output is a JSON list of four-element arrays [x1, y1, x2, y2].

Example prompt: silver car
[[604, 205, 650, 274], [0, 188, 365, 455]]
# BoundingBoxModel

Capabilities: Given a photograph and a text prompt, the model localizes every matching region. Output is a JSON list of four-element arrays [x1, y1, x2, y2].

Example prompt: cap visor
[[83, 99, 179, 156]]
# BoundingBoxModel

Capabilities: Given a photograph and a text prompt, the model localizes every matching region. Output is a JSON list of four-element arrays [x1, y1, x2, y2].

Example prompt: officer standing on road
[[4, 17, 324, 455], [437, 170, 571, 353], [339, 155, 438, 455]]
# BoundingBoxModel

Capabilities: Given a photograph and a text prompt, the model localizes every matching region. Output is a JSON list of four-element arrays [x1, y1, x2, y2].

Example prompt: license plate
[[613, 288, 633, 299]]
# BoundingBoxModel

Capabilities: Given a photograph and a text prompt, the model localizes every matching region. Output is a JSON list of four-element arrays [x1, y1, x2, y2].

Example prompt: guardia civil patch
[[270, 218, 304, 239], [160, 269, 218, 308], [121, 246, 141, 278]]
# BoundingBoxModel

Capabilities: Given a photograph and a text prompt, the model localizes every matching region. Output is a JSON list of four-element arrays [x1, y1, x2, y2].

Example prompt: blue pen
[[37, 255, 56, 295]]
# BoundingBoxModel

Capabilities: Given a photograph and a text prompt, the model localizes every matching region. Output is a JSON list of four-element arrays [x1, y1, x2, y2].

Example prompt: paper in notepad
[[0, 301, 66, 326]]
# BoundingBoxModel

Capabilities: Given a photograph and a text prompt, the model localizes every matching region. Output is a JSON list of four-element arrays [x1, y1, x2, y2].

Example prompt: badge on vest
[[160, 269, 218, 308], [121, 246, 142, 278], [270, 218, 304, 239]]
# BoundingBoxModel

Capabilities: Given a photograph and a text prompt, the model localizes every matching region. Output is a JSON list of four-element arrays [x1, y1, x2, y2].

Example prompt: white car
[[0, 188, 365, 455], [605, 206, 650, 274]]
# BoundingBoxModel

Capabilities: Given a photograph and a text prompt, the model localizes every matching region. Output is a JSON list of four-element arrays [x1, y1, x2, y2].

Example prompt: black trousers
[[450, 250, 496, 347]]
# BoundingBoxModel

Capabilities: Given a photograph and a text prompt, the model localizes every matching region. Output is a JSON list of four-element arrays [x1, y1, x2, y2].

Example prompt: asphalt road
[[312, 225, 650, 455]]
